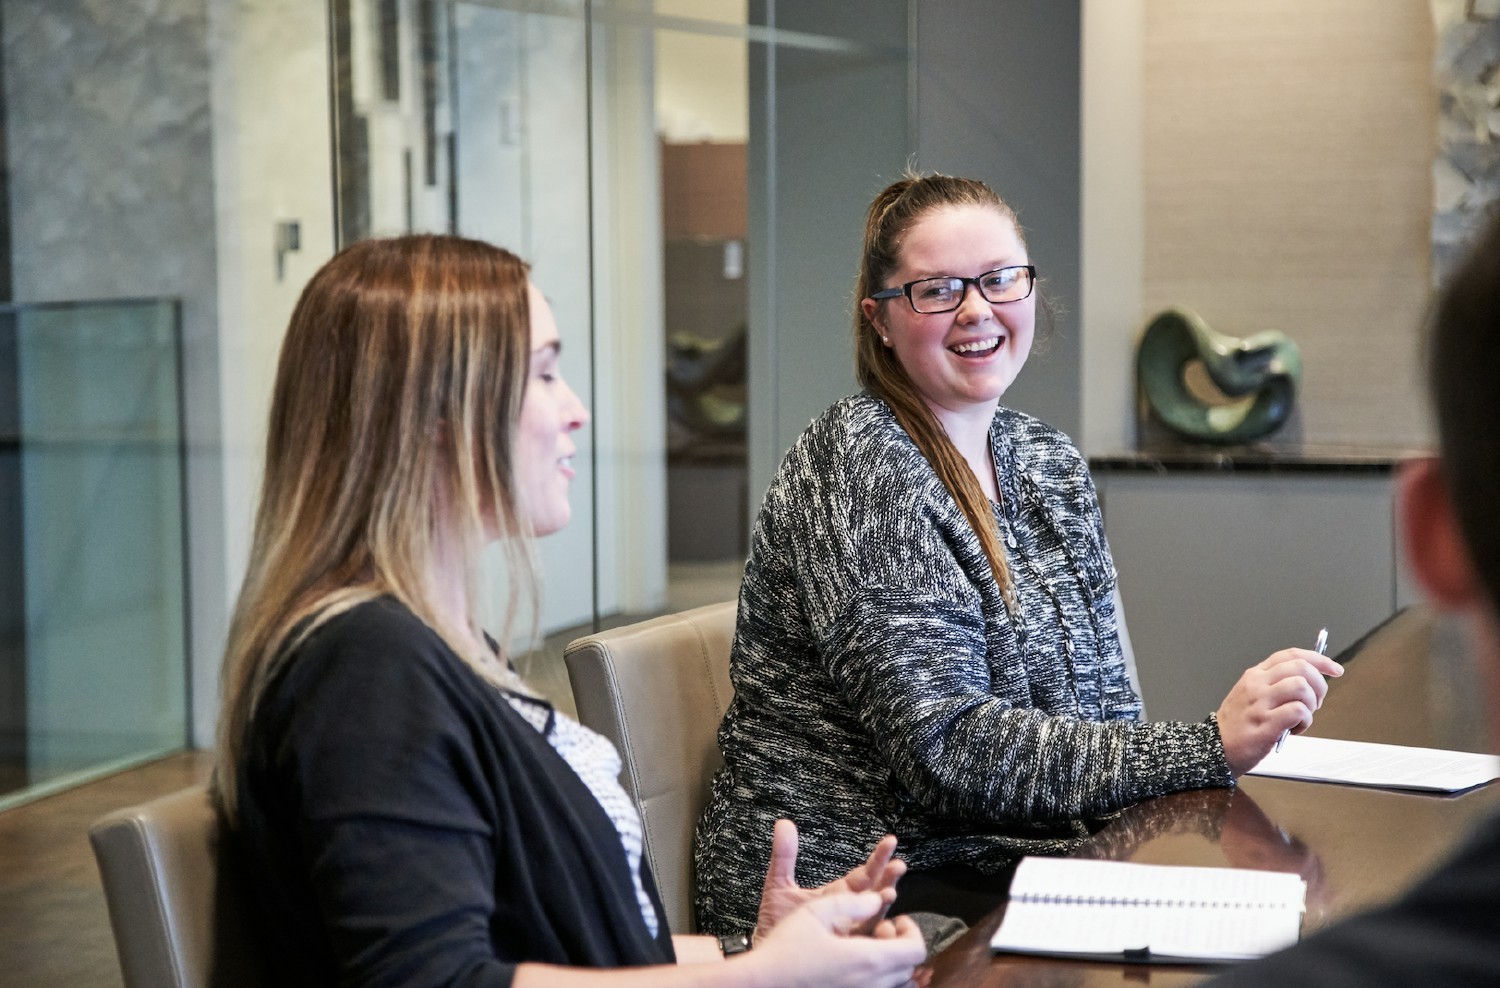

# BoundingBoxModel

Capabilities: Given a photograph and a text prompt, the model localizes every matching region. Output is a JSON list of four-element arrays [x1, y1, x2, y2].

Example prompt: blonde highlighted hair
[[854, 173, 1025, 603], [213, 234, 537, 823]]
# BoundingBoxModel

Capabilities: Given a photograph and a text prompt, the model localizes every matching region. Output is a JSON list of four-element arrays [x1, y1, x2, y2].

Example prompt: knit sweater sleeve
[[776, 401, 1230, 827]]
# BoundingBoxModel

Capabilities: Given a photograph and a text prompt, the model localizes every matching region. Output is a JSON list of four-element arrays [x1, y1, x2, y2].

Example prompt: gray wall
[[746, 0, 913, 500], [1098, 471, 1402, 721], [912, 0, 1082, 443], [748, 0, 1085, 503]]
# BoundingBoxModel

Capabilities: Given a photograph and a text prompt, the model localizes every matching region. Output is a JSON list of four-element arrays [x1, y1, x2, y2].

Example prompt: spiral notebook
[[990, 857, 1306, 964]]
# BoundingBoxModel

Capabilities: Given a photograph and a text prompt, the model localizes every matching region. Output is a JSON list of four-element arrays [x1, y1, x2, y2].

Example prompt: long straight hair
[[214, 234, 535, 823], [854, 173, 1025, 604]]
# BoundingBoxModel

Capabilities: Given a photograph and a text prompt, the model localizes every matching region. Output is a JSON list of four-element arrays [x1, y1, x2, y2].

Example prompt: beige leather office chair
[[565, 599, 737, 935], [89, 783, 268, 988]]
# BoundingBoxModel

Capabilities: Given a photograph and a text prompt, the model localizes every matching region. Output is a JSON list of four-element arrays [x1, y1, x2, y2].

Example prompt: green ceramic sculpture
[[1136, 308, 1302, 445]]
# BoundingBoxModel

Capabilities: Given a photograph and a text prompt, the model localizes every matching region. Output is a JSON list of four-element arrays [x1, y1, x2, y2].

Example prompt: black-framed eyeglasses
[[869, 265, 1037, 314]]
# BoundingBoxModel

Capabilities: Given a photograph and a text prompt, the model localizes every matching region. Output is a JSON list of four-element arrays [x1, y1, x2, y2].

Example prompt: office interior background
[[0, 0, 1461, 812]]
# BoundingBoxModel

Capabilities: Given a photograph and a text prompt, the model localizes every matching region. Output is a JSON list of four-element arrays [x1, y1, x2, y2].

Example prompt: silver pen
[[1275, 627, 1328, 753]]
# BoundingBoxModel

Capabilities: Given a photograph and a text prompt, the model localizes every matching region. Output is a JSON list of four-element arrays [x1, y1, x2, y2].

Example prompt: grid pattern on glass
[[869, 264, 1037, 314]]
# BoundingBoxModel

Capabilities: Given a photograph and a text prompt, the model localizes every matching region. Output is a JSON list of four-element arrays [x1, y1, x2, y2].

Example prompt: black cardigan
[[233, 597, 675, 987]]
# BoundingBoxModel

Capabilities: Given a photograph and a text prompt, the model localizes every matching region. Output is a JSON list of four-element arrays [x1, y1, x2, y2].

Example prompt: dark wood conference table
[[925, 605, 1500, 987]]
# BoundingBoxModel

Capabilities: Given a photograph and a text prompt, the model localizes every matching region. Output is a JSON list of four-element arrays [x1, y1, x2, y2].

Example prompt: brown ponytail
[[853, 173, 1024, 604]]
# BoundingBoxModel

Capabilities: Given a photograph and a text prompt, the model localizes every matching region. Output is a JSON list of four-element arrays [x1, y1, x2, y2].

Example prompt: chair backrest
[[89, 783, 267, 988], [564, 600, 737, 935]]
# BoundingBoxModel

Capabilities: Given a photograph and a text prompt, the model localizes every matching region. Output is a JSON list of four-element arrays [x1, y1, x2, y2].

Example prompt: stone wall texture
[[1433, 0, 1500, 283]]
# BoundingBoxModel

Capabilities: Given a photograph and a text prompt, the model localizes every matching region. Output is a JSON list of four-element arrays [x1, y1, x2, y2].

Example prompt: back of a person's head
[[1429, 210, 1500, 615]]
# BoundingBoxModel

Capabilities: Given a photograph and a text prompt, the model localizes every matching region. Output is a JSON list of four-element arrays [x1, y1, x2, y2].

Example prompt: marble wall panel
[[1433, 0, 1500, 283], [5, 0, 216, 304]]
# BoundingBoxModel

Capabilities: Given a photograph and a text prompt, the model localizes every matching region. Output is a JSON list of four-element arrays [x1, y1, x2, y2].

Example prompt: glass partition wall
[[330, 0, 910, 713], [0, 299, 188, 808], [0, 0, 905, 806]]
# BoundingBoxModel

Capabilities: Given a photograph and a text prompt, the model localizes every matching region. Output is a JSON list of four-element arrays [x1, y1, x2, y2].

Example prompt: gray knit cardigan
[[693, 395, 1233, 935]]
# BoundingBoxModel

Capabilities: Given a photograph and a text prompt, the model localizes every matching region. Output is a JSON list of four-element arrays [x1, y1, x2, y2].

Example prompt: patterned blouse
[[693, 395, 1233, 936], [502, 691, 661, 939]]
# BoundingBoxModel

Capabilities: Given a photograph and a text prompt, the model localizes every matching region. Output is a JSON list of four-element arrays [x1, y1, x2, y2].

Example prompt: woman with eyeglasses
[[693, 173, 1341, 943], [212, 234, 925, 988]]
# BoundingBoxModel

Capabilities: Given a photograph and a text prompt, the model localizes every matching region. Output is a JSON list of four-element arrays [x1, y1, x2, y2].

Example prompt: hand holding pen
[[1276, 627, 1328, 752], [1215, 627, 1343, 776]]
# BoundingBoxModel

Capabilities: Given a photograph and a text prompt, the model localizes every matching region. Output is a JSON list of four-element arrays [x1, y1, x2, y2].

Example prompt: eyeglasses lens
[[908, 267, 1032, 313]]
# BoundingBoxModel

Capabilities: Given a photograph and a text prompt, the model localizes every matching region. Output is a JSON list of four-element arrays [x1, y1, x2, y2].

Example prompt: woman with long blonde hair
[[214, 233, 924, 987]]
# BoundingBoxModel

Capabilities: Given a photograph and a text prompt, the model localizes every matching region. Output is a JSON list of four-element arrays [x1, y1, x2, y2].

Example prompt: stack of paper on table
[[989, 857, 1306, 964], [1247, 735, 1500, 792]]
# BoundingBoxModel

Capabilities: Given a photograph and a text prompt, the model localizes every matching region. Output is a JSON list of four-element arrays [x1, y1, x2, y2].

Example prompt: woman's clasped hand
[[1216, 647, 1345, 775]]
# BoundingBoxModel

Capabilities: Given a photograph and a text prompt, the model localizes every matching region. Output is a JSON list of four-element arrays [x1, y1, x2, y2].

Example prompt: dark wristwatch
[[717, 932, 751, 956]]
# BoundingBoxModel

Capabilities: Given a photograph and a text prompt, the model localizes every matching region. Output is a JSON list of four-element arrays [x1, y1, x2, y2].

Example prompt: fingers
[[892, 914, 924, 945], [1220, 648, 1343, 774], [872, 913, 922, 941], [802, 893, 927, 975], [763, 818, 799, 888], [804, 891, 916, 944], [757, 895, 925, 988], [856, 834, 899, 884], [846, 835, 903, 935], [1258, 645, 1341, 671], [1263, 650, 1339, 695], [1257, 648, 1343, 705], [1277, 659, 1327, 710], [1266, 674, 1319, 725], [885, 925, 927, 973], [1257, 650, 1342, 723], [1311, 650, 1344, 677], [803, 890, 888, 933], [853, 884, 899, 937], [852, 834, 904, 894], [1249, 681, 1315, 740]]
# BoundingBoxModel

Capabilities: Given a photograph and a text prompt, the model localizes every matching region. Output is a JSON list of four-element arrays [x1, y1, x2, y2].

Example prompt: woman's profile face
[[516, 284, 589, 537], [861, 203, 1034, 422]]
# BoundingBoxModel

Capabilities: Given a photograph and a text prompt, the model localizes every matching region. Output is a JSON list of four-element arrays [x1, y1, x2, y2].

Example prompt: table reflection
[[924, 606, 1500, 987]]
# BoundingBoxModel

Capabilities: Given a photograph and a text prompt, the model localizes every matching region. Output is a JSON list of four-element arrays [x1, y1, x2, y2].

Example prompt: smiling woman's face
[[861, 203, 1035, 423], [516, 284, 589, 537]]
